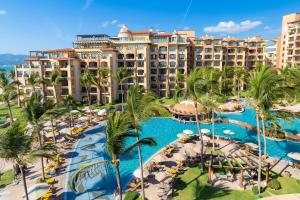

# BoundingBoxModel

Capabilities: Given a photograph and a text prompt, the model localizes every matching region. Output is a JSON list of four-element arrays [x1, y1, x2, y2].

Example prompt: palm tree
[[24, 93, 54, 180], [9, 70, 22, 107], [187, 69, 205, 171], [61, 95, 80, 134], [70, 111, 155, 200], [89, 67, 110, 105], [219, 66, 234, 96], [49, 68, 62, 103], [80, 69, 93, 122], [234, 67, 247, 98], [126, 85, 164, 200], [114, 68, 129, 111], [0, 70, 18, 124], [174, 71, 185, 102], [0, 122, 53, 200], [27, 73, 40, 95], [248, 65, 288, 193]]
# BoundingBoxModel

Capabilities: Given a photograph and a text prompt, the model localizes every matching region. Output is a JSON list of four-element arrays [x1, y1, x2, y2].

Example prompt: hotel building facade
[[277, 13, 300, 69], [15, 25, 266, 104]]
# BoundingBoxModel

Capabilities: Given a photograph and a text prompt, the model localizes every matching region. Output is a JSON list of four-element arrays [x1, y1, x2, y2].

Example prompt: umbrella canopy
[[58, 121, 67, 126], [171, 100, 205, 115], [78, 116, 89, 121], [43, 121, 54, 127], [202, 135, 211, 141], [133, 168, 149, 179], [245, 142, 258, 149], [201, 129, 210, 134], [177, 133, 188, 139], [288, 152, 300, 161], [60, 128, 71, 135], [70, 110, 80, 114], [183, 129, 193, 135], [223, 130, 231, 134], [97, 109, 106, 116], [23, 183, 50, 200]]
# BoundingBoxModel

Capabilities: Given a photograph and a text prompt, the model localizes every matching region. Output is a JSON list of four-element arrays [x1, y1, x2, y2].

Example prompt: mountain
[[0, 53, 28, 65]]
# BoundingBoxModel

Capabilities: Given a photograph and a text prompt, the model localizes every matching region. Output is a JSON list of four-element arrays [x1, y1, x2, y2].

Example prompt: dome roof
[[170, 100, 205, 115], [120, 24, 128, 33]]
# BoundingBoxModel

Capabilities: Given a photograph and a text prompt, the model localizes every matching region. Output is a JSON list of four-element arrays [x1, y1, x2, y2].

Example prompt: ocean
[[0, 65, 14, 72]]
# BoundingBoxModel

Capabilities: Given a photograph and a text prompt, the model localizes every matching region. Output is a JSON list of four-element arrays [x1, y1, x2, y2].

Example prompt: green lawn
[[0, 169, 14, 188], [173, 167, 300, 200], [0, 103, 26, 134]]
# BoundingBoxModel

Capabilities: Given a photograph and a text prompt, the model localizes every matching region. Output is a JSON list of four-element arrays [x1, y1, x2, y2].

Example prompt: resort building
[[265, 39, 277, 67], [277, 13, 300, 69], [15, 25, 267, 103], [191, 36, 266, 69]]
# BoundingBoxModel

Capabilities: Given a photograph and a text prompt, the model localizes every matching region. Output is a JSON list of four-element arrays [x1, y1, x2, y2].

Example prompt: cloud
[[204, 20, 262, 34], [82, 0, 93, 10], [111, 19, 118, 25], [0, 10, 7, 15], [184, 0, 193, 19], [102, 19, 119, 28], [264, 26, 271, 30], [102, 21, 109, 28]]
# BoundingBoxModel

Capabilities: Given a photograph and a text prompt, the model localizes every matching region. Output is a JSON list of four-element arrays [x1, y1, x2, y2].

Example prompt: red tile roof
[[152, 33, 173, 37], [24, 57, 40, 61], [129, 31, 151, 35]]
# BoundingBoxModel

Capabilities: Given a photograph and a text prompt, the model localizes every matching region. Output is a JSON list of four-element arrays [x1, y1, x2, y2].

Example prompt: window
[[169, 46, 176, 51], [159, 46, 167, 52], [151, 46, 158, 52], [214, 48, 221, 53], [196, 62, 202, 67], [169, 54, 176, 59], [151, 76, 157, 81], [170, 69, 175, 74], [205, 40, 212, 45], [196, 55, 202, 60], [178, 46, 185, 52], [17, 71, 22, 77], [153, 38, 168, 43], [179, 54, 185, 60], [137, 61, 144, 67], [118, 54, 124, 59], [126, 61, 134, 67], [137, 54, 144, 59], [160, 84, 166, 89], [137, 70, 144, 75], [159, 76, 166, 81], [137, 77, 144, 83], [195, 48, 203, 53], [159, 61, 167, 67], [126, 54, 134, 59], [151, 69, 157, 74], [151, 54, 157, 59], [133, 37, 146, 41], [159, 54, 167, 59], [170, 61, 176, 67], [205, 48, 212, 53], [151, 61, 157, 68], [118, 62, 124, 67], [159, 69, 167, 74], [179, 61, 185, 67]]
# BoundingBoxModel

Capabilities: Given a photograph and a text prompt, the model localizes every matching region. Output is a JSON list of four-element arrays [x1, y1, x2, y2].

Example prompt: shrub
[[252, 186, 259, 195], [268, 179, 281, 190], [124, 191, 140, 200]]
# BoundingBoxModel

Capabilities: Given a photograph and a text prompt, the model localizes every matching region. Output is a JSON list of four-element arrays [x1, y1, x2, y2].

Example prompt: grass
[[0, 169, 14, 188], [173, 166, 300, 200], [0, 103, 27, 134]]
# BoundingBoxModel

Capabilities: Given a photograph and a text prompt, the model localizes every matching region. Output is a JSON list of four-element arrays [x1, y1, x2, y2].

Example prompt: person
[[13, 164, 20, 181]]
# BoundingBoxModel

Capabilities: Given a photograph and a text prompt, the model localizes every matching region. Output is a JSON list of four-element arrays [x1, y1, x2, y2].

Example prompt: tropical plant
[[0, 70, 18, 124], [9, 70, 22, 107], [248, 65, 288, 193], [174, 71, 185, 102], [0, 121, 53, 200], [61, 95, 80, 134], [126, 85, 164, 200], [49, 68, 62, 103], [114, 68, 129, 111], [187, 69, 205, 171], [24, 93, 54, 179], [80, 69, 93, 122], [27, 72, 40, 95], [234, 67, 248, 98], [219, 66, 234, 96], [89, 67, 110, 105]]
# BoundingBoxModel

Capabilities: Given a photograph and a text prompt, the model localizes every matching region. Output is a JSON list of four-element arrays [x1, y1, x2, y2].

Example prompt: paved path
[[261, 193, 300, 200]]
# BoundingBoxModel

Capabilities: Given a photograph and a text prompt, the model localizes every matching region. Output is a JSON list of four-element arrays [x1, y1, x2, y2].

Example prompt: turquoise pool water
[[67, 108, 300, 199]]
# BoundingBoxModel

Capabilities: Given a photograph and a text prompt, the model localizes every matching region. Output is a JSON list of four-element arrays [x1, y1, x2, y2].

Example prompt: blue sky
[[0, 0, 299, 54]]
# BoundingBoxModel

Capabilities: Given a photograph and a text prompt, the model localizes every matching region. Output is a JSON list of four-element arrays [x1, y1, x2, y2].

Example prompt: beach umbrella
[[177, 133, 188, 139], [223, 130, 231, 134], [78, 116, 89, 121], [245, 142, 258, 149], [60, 128, 71, 135], [133, 168, 149, 179], [43, 121, 53, 127], [70, 110, 80, 114], [288, 152, 300, 161], [58, 121, 67, 126], [97, 109, 106, 116], [202, 135, 211, 141], [228, 131, 235, 135], [183, 129, 193, 135], [201, 129, 210, 134], [23, 183, 50, 200]]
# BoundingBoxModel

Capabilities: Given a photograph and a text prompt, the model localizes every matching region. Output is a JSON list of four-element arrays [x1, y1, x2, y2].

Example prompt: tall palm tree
[[49, 68, 62, 103], [27, 73, 40, 95], [70, 111, 155, 200], [114, 68, 129, 111], [174, 71, 185, 102], [187, 69, 205, 171], [0, 70, 18, 124], [219, 66, 234, 96], [80, 69, 93, 122], [24, 93, 54, 179], [89, 67, 110, 105], [0, 121, 53, 200], [248, 65, 287, 193], [234, 67, 247, 98], [61, 95, 80, 134], [126, 85, 163, 200], [9, 70, 22, 107]]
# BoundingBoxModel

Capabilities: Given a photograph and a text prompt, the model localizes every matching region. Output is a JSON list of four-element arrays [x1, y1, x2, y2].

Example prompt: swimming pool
[[67, 116, 300, 199]]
